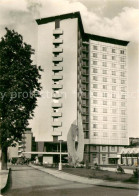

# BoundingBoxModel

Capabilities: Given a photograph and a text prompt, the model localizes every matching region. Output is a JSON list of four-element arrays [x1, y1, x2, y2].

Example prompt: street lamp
[[59, 140, 63, 171]]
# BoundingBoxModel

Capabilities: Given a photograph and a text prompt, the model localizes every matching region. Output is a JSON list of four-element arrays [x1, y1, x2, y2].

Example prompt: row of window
[[92, 76, 126, 84], [91, 61, 126, 69], [92, 108, 126, 114], [91, 53, 125, 62], [92, 92, 126, 99], [91, 84, 126, 91], [91, 146, 116, 151], [91, 68, 126, 76], [91, 45, 125, 54], [92, 100, 126, 106], [92, 124, 126, 130], [92, 132, 127, 138], [92, 116, 126, 122]]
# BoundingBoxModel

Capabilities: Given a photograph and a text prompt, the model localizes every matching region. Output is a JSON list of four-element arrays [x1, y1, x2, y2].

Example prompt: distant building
[[118, 137, 139, 166], [31, 12, 129, 165], [8, 129, 33, 160]]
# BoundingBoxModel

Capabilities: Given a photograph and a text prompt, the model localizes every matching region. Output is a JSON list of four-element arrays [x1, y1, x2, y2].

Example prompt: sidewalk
[[31, 164, 139, 190], [0, 170, 9, 193]]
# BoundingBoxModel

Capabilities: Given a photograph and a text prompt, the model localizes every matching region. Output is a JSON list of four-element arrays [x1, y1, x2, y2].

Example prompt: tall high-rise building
[[32, 12, 129, 165]]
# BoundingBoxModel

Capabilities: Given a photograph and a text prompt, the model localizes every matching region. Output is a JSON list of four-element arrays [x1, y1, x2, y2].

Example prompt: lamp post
[[59, 140, 63, 171]]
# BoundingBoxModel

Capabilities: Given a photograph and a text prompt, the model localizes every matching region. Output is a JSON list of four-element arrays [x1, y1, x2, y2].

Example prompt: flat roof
[[36, 12, 129, 46]]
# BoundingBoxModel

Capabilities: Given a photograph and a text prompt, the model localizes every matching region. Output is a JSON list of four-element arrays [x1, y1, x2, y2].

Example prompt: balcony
[[82, 79, 89, 84], [52, 75, 63, 80], [52, 103, 62, 108], [52, 56, 63, 62], [82, 94, 89, 99], [52, 84, 63, 89], [82, 71, 89, 76], [53, 29, 63, 35], [52, 121, 62, 127], [82, 111, 89, 116], [52, 112, 62, 117], [52, 65, 63, 71], [52, 130, 62, 136], [53, 38, 63, 44], [53, 48, 63, 53], [52, 93, 62, 99]]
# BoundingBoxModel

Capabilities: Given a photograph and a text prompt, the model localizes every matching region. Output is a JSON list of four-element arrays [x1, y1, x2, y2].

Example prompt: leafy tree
[[0, 28, 42, 170]]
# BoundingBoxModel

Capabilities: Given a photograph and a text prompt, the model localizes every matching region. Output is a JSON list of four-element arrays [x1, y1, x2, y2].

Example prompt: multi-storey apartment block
[[32, 12, 129, 165]]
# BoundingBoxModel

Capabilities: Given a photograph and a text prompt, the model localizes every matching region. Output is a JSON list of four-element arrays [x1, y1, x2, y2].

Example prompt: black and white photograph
[[0, 0, 139, 195]]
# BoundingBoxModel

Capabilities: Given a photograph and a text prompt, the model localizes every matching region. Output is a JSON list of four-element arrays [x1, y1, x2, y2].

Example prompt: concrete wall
[[31, 18, 78, 142]]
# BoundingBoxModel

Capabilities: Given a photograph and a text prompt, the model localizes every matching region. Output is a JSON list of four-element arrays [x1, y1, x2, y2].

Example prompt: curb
[[31, 165, 139, 191], [1, 168, 11, 194]]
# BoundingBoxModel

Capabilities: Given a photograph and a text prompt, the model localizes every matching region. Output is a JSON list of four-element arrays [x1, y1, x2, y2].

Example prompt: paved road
[[4, 166, 138, 196]]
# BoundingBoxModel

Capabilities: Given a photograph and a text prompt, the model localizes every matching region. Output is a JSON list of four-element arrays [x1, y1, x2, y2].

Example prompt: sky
[[0, 0, 138, 137]]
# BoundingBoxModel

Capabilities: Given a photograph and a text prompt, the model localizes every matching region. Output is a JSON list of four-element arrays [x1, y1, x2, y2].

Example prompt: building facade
[[8, 130, 33, 159], [32, 12, 129, 165]]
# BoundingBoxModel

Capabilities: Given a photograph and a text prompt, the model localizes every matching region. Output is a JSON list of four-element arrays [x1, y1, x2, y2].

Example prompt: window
[[93, 108, 97, 112], [103, 108, 107, 113], [93, 132, 98, 136], [112, 71, 116, 75], [92, 153, 97, 158], [103, 124, 107, 129], [93, 53, 97, 58], [112, 109, 116, 113], [113, 125, 117, 130], [121, 133, 126, 138], [121, 87, 125, 92], [112, 49, 116, 53], [120, 57, 125, 62], [93, 68, 97, 73], [102, 62, 107, 67], [92, 146, 97, 150], [93, 92, 97, 96], [93, 124, 97, 128], [103, 70, 107, 74], [112, 101, 116, 106], [112, 86, 116, 90], [121, 125, 126, 130], [93, 45, 98, 50], [102, 54, 107, 59], [121, 94, 126, 99], [121, 102, 125, 107], [93, 61, 97, 65], [103, 77, 107, 82], [93, 76, 98, 81], [103, 132, 108, 137], [111, 146, 115, 151], [103, 92, 107, 97], [121, 80, 125, 84], [112, 117, 117, 122], [120, 50, 125, 54], [103, 85, 107, 89], [93, 100, 97, 104], [93, 84, 98, 88], [55, 19, 60, 29], [121, 118, 125, 122], [103, 116, 107, 121], [103, 101, 107, 105], [102, 146, 106, 151], [121, 72, 125, 77], [121, 110, 125, 115], [121, 65, 125, 69], [112, 94, 116, 98], [93, 116, 98, 120], [112, 78, 116, 83], [112, 63, 116, 68], [102, 47, 107, 51], [112, 56, 115, 60]]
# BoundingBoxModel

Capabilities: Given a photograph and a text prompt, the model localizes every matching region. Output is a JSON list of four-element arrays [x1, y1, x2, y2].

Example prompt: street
[[4, 166, 138, 196]]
